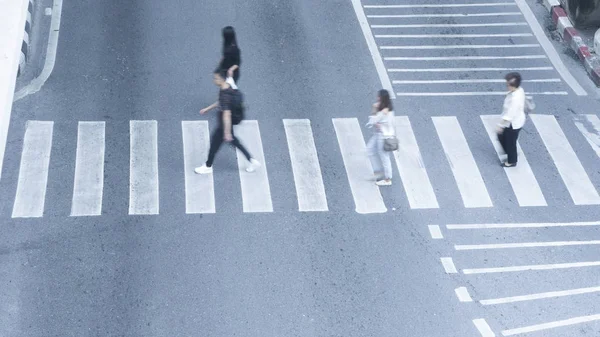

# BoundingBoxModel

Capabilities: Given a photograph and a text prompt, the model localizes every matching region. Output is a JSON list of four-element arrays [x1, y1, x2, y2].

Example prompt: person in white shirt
[[366, 89, 395, 186], [496, 72, 526, 167]]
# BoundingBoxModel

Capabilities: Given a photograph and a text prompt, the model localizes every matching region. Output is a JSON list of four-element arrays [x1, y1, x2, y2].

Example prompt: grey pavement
[[1, 0, 600, 336]]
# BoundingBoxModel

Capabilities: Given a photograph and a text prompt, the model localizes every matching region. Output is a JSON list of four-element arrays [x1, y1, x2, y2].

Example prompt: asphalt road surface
[[2, 0, 600, 336]]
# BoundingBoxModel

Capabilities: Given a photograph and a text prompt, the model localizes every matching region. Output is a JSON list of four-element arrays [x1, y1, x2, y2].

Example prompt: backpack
[[230, 88, 245, 125]]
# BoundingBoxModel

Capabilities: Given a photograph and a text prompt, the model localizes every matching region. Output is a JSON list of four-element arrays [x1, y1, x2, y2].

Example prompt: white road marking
[[381, 44, 540, 50], [367, 12, 522, 18], [13, 0, 64, 101], [394, 79, 560, 84], [447, 221, 600, 229], [375, 33, 533, 38], [129, 121, 159, 215], [463, 261, 600, 274], [350, 0, 395, 99], [364, 3, 516, 8], [71, 121, 105, 216], [181, 121, 215, 214], [574, 114, 600, 158], [385, 55, 546, 61], [455, 287, 473, 302], [388, 67, 553, 72], [393, 116, 439, 209], [371, 23, 527, 28], [515, 0, 587, 96], [480, 115, 546, 207], [283, 119, 328, 212], [441, 257, 458, 274], [501, 314, 600, 336], [480, 285, 600, 305], [44, 7, 52, 15], [428, 225, 443, 239], [473, 319, 496, 337], [234, 120, 273, 213], [332, 118, 387, 214], [530, 114, 600, 205], [12, 121, 53, 218], [456, 240, 600, 250], [396, 92, 568, 96], [432, 116, 493, 208]]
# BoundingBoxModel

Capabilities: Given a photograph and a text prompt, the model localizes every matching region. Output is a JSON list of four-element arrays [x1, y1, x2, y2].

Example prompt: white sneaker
[[194, 165, 213, 174], [246, 158, 261, 172], [376, 179, 392, 186]]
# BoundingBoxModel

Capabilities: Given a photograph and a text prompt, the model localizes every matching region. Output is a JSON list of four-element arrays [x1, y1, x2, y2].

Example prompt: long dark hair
[[377, 89, 393, 111], [222, 26, 238, 50]]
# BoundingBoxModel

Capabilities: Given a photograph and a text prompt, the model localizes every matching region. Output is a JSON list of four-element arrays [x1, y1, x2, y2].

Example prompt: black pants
[[498, 125, 521, 164], [206, 126, 252, 167]]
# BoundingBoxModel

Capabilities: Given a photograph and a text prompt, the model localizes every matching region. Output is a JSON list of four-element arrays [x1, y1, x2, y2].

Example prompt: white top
[[367, 109, 395, 137], [500, 87, 526, 129]]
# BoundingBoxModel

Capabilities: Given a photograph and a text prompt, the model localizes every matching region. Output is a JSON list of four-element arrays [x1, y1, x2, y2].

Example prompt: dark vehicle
[[561, 0, 600, 28]]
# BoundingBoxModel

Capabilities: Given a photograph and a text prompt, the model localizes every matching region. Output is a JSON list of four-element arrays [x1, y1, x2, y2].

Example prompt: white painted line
[[396, 92, 568, 96], [428, 225, 443, 239], [456, 240, 600, 250], [574, 114, 600, 158], [481, 285, 600, 305], [365, 3, 516, 8], [375, 33, 533, 38], [473, 319, 496, 337], [463, 261, 600, 274], [129, 121, 159, 215], [394, 79, 560, 84], [12, 121, 53, 218], [530, 114, 600, 205], [71, 122, 105, 216], [182, 121, 215, 214], [385, 55, 546, 61], [332, 118, 387, 214], [367, 12, 522, 18], [381, 44, 540, 50], [13, 0, 64, 101], [388, 67, 553, 72], [234, 120, 273, 213], [502, 314, 600, 336], [283, 119, 328, 212], [371, 23, 528, 28], [447, 221, 600, 229], [480, 115, 546, 207], [455, 287, 473, 302], [441, 257, 458, 274], [393, 116, 439, 209], [350, 0, 395, 99], [515, 0, 587, 96], [432, 116, 493, 208]]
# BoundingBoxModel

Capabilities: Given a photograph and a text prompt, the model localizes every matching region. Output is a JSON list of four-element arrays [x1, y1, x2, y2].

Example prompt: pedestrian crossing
[[353, 0, 587, 96], [5, 114, 600, 218]]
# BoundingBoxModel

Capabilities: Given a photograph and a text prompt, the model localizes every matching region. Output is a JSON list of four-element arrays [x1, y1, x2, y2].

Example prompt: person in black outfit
[[219, 26, 241, 82], [195, 69, 260, 174]]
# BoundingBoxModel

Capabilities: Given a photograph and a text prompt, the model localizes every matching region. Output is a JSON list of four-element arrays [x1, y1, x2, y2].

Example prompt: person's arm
[[200, 101, 219, 114], [227, 65, 239, 78]]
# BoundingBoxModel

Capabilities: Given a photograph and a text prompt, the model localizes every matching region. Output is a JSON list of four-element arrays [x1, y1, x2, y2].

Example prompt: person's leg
[[206, 127, 225, 167], [367, 135, 383, 176], [505, 126, 518, 165], [229, 128, 252, 161], [378, 137, 393, 180]]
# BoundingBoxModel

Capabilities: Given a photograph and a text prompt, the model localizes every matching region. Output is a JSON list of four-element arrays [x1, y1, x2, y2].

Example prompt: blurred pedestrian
[[366, 89, 396, 186], [496, 72, 526, 167], [218, 26, 241, 83]]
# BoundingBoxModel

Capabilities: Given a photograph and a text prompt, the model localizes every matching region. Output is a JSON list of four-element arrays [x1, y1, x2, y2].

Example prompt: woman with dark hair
[[366, 89, 396, 186], [496, 72, 526, 167], [218, 26, 241, 83]]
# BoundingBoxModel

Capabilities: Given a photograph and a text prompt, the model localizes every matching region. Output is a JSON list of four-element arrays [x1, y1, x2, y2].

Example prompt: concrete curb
[[18, 0, 34, 77], [543, 0, 600, 86]]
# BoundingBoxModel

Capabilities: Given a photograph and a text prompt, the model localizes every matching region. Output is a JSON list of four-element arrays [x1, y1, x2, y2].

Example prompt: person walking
[[218, 26, 241, 83], [496, 72, 526, 167], [195, 69, 260, 174], [366, 89, 395, 186]]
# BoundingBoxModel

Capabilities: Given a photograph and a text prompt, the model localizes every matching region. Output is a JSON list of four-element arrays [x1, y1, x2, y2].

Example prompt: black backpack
[[230, 88, 245, 125]]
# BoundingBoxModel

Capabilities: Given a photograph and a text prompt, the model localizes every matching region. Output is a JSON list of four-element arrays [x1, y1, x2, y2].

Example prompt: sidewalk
[[0, 0, 29, 181]]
